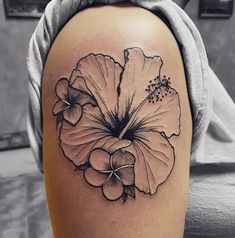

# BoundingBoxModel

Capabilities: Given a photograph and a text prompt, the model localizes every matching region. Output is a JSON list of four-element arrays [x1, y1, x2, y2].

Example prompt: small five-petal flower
[[84, 148, 135, 201], [53, 78, 96, 125]]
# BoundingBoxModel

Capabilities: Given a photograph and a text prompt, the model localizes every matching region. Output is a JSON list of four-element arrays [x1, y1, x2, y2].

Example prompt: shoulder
[[41, 4, 192, 237], [43, 3, 186, 102]]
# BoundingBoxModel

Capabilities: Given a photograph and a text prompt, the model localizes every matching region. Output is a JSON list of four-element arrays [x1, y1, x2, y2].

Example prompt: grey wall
[[185, 0, 235, 101], [0, 1, 38, 134]]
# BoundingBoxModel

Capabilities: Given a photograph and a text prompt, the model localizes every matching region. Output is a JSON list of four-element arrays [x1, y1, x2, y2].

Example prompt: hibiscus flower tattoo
[[53, 47, 181, 202]]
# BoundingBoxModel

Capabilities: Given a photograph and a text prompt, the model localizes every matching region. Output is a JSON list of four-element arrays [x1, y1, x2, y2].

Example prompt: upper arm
[[42, 4, 192, 238]]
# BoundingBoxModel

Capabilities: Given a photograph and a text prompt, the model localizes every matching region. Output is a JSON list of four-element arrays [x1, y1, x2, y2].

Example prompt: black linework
[[52, 47, 181, 202]]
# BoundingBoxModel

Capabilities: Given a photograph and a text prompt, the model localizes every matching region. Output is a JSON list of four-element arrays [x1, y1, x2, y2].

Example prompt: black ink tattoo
[[52, 47, 181, 202]]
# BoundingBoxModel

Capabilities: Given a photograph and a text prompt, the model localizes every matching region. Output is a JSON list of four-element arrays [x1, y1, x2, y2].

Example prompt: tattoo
[[52, 47, 181, 202]]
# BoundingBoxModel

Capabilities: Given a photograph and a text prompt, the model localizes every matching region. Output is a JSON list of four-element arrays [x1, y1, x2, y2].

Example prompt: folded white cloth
[[27, 0, 235, 236]]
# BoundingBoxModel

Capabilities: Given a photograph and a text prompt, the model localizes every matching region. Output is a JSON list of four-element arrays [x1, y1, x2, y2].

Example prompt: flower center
[[103, 160, 134, 185], [122, 128, 136, 141], [104, 113, 138, 142]]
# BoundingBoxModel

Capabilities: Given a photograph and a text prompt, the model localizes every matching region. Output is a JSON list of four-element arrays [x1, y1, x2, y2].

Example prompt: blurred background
[[0, 0, 234, 237]]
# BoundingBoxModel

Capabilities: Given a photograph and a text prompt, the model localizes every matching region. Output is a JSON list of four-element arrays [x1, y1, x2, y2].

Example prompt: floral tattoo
[[52, 47, 181, 202]]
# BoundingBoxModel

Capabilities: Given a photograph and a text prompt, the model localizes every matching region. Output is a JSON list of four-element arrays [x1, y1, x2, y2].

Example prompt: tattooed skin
[[52, 47, 181, 202]]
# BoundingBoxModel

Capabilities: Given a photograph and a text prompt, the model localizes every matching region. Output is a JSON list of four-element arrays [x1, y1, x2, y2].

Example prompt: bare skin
[[42, 4, 192, 238]]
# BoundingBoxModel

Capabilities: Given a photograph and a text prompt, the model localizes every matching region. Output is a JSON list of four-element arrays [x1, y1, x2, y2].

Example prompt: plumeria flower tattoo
[[52, 78, 96, 125], [85, 149, 135, 201]]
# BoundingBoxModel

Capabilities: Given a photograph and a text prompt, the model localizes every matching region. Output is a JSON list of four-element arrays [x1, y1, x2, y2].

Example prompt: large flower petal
[[60, 104, 111, 167], [117, 47, 180, 137], [118, 47, 162, 117], [123, 131, 175, 195], [84, 167, 109, 187], [103, 139, 132, 154], [56, 78, 69, 100], [102, 179, 124, 201], [89, 149, 110, 171], [52, 100, 68, 115], [63, 103, 82, 125], [69, 53, 123, 125], [137, 87, 181, 137]]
